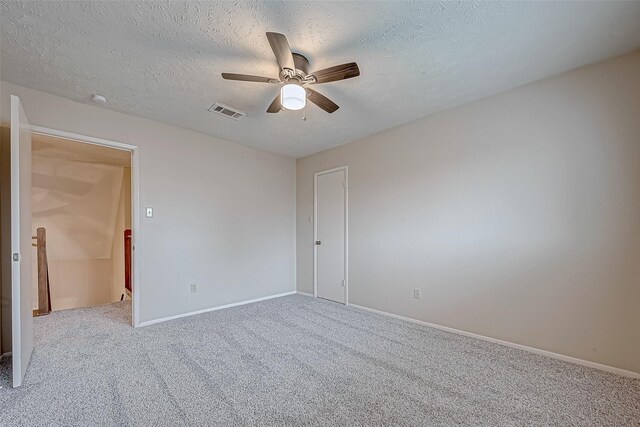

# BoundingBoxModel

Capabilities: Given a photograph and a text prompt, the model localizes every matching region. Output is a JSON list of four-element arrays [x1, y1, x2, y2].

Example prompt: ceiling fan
[[222, 32, 360, 114]]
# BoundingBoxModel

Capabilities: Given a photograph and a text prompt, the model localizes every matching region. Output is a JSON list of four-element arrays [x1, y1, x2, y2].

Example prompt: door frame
[[313, 165, 348, 305], [29, 125, 141, 327]]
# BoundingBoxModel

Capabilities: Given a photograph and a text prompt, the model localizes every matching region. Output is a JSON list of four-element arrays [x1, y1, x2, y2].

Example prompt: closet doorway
[[29, 128, 139, 327]]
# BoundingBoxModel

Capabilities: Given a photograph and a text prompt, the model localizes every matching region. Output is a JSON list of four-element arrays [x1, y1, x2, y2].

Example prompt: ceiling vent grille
[[207, 103, 246, 120]]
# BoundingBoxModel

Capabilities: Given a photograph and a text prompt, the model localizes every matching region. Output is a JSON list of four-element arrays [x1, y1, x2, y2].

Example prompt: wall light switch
[[414, 288, 421, 299], [146, 207, 153, 218], [190, 283, 198, 293]]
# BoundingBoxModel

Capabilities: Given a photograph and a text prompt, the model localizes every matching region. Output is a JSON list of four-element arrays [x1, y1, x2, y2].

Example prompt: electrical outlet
[[190, 283, 198, 293], [413, 288, 421, 299], [146, 207, 153, 218]]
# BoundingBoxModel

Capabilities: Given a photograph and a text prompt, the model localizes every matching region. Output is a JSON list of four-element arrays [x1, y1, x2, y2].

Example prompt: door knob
[[315, 240, 322, 245]]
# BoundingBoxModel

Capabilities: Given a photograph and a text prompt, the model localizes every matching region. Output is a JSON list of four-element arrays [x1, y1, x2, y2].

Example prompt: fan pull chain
[[302, 103, 307, 121]]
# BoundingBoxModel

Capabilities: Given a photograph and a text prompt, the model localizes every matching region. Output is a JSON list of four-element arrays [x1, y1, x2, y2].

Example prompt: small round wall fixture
[[91, 94, 107, 104], [280, 84, 306, 110]]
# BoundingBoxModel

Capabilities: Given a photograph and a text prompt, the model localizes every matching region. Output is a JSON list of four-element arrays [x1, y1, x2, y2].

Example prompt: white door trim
[[313, 166, 348, 305], [29, 125, 141, 327]]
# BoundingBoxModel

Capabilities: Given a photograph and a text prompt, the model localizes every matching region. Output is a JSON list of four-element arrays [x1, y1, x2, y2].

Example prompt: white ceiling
[[2, 1, 640, 158]]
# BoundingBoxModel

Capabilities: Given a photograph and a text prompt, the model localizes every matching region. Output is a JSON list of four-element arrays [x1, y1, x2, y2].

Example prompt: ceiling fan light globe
[[281, 84, 306, 110]]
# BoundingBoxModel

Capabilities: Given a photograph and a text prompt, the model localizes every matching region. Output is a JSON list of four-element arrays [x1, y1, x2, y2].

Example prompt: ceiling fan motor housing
[[281, 53, 312, 83], [292, 53, 310, 75]]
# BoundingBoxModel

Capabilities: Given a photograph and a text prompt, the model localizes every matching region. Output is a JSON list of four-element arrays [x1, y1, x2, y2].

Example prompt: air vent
[[207, 103, 246, 120]]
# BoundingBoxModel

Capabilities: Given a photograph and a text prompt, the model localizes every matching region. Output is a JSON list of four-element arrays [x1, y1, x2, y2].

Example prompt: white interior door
[[315, 167, 347, 304], [10, 95, 33, 388]]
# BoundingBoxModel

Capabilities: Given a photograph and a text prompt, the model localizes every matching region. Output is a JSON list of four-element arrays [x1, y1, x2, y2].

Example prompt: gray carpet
[[0, 294, 638, 426]]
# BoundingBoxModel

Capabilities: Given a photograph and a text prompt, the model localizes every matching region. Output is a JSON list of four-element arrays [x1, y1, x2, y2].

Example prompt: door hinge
[[12, 253, 20, 262], [342, 181, 346, 188], [342, 279, 346, 287]]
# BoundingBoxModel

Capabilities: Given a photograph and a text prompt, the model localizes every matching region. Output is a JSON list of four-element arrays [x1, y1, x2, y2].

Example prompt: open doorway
[[1, 102, 140, 388], [30, 133, 133, 324]]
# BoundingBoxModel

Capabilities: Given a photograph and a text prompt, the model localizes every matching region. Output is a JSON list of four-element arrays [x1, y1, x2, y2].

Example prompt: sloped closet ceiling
[[32, 156, 124, 261], [31, 136, 130, 261], [1, 1, 640, 157]]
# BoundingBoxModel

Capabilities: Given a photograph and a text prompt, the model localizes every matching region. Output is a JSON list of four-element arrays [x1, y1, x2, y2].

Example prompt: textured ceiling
[[2, 1, 640, 158]]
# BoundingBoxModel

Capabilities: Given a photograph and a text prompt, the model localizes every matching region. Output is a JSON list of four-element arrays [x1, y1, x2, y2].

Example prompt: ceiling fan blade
[[221, 73, 279, 83], [306, 88, 339, 113], [266, 32, 295, 71], [267, 93, 281, 113], [310, 62, 360, 84]]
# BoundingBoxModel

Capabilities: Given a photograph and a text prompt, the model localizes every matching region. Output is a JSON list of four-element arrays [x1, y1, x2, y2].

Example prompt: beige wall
[[46, 259, 113, 310], [297, 51, 640, 373], [32, 152, 131, 311], [31, 150, 127, 311], [1, 81, 296, 325]]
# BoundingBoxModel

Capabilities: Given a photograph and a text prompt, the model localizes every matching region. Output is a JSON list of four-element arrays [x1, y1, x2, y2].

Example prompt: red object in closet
[[124, 229, 132, 293]]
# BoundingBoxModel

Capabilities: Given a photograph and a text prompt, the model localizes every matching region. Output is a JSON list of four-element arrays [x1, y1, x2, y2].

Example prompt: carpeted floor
[[0, 294, 638, 426]]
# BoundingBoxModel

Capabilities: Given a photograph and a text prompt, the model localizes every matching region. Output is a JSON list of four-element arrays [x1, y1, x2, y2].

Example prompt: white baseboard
[[296, 291, 314, 297], [138, 291, 296, 327], [349, 303, 640, 379]]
